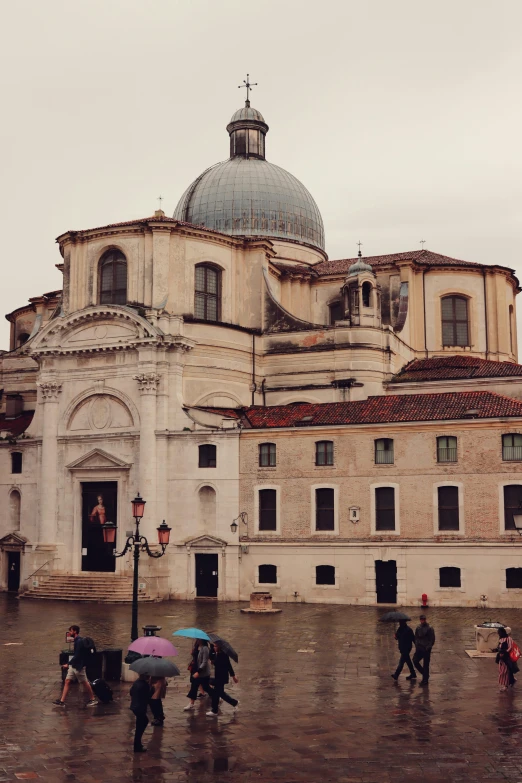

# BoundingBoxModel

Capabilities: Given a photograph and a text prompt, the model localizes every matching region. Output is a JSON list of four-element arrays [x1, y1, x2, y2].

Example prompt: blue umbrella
[[173, 627, 211, 641]]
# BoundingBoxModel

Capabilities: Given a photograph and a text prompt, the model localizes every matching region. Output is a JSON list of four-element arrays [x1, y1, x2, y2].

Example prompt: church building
[[1, 89, 522, 607]]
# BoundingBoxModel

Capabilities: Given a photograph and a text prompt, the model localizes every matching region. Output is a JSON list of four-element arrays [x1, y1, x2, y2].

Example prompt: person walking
[[52, 625, 98, 707], [130, 673, 152, 753], [413, 614, 435, 686], [183, 639, 213, 711], [206, 640, 239, 717], [497, 627, 516, 692], [149, 676, 167, 725], [391, 619, 416, 681]]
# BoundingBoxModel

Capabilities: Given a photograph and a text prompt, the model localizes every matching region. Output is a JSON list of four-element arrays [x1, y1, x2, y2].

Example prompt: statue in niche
[[89, 495, 107, 525]]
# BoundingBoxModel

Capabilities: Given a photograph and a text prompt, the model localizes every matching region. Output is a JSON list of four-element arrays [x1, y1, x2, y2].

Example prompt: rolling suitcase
[[92, 678, 113, 703]]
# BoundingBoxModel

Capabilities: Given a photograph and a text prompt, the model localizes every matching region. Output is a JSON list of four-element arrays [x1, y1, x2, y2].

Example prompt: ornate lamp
[[102, 522, 117, 545], [131, 493, 146, 520], [230, 519, 238, 534], [157, 521, 171, 546]]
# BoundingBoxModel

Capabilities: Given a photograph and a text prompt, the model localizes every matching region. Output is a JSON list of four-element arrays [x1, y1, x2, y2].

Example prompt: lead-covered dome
[[173, 102, 325, 252]]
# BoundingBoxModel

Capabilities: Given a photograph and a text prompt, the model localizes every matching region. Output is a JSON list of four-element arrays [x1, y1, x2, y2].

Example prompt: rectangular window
[[258, 564, 277, 584], [259, 489, 277, 532], [316, 565, 335, 585], [506, 568, 522, 589], [315, 441, 334, 466], [504, 485, 522, 531], [198, 444, 216, 468], [438, 486, 459, 531], [442, 296, 469, 347], [375, 487, 395, 531], [315, 488, 335, 531], [502, 434, 522, 462], [11, 452, 22, 474], [375, 439, 394, 465], [437, 436, 457, 463], [259, 443, 276, 467], [439, 567, 461, 588]]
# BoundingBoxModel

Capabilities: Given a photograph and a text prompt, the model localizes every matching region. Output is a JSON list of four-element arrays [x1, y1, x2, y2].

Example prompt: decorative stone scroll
[[133, 373, 161, 393], [37, 381, 62, 401]]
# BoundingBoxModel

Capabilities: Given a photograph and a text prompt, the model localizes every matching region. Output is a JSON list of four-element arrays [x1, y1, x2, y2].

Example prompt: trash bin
[[103, 649, 122, 681], [85, 651, 103, 682]]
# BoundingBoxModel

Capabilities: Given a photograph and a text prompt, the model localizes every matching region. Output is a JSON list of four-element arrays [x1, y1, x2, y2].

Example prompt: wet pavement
[[1, 596, 522, 782]]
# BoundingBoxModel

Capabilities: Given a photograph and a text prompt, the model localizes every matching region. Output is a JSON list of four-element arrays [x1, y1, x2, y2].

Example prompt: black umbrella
[[208, 633, 239, 663], [380, 611, 411, 623], [130, 656, 181, 677]]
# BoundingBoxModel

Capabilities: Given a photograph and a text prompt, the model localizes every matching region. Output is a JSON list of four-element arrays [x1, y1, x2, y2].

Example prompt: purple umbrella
[[128, 637, 178, 657]]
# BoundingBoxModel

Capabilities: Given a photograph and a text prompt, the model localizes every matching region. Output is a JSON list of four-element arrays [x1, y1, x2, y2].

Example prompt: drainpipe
[[423, 269, 428, 357], [251, 333, 256, 405], [482, 269, 489, 359], [261, 378, 266, 407]]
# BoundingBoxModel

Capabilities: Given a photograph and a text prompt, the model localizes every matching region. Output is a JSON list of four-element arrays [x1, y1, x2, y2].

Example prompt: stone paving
[[1, 595, 522, 782]]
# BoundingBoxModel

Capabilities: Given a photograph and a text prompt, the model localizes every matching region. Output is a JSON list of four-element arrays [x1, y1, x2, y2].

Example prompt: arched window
[[441, 296, 469, 347], [316, 565, 335, 585], [199, 444, 216, 468], [329, 301, 344, 324], [362, 282, 372, 308], [99, 249, 127, 305], [375, 438, 394, 464], [259, 443, 276, 467], [195, 264, 221, 321], [9, 490, 20, 531], [439, 567, 461, 588], [258, 564, 277, 584], [17, 333, 29, 347]]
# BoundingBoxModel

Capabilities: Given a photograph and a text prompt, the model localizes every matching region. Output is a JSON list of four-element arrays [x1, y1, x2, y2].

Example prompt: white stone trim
[[310, 484, 339, 535], [254, 484, 281, 536], [498, 480, 522, 536], [311, 563, 340, 589], [433, 481, 465, 536], [370, 482, 400, 535]]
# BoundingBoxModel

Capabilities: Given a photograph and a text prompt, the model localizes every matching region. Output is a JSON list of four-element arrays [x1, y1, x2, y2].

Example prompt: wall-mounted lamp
[[513, 514, 522, 535], [231, 511, 248, 534]]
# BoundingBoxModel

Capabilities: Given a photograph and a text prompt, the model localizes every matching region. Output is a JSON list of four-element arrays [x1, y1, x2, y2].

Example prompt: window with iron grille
[[439, 567, 461, 588], [195, 264, 221, 321], [316, 565, 335, 585], [438, 486, 459, 531], [315, 488, 335, 531], [258, 564, 277, 584], [315, 441, 333, 466], [502, 433, 522, 462], [198, 444, 216, 468], [437, 435, 457, 463], [259, 489, 277, 531], [503, 484, 522, 530], [11, 452, 22, 474], [506, 568, 522, 589], [375, 487, 395, 531], [441, 296, 469, 347], [259, 443, 276, 467], [99, 250, 127, 305], [375, 438, 394, 464]]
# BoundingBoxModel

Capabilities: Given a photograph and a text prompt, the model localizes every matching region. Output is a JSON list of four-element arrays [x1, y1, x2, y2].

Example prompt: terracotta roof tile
[[391, 356, 522, 384], [200, 391, 522, 429], [0, 411, 34, 437], [315, 249, 487, 276]]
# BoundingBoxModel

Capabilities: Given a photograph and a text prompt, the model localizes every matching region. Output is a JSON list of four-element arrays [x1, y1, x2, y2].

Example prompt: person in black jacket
[[206, 641, 239, 717], [391, 620, 416, 681], [413, 615, 436, 686], [130, 674, 152, 753]]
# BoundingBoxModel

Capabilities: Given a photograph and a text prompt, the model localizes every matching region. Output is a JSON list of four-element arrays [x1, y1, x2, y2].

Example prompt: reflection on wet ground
[[0, 595, 521, 781]]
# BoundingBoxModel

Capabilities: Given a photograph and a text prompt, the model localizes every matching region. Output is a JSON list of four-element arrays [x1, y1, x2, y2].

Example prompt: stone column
[[133, 372, 160, 539], [37, 381, 62, 545]]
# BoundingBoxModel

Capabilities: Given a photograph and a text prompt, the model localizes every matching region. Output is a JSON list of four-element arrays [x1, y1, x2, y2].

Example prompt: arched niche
[[9, 490, 21, 531], [198, 485, 216, 534]]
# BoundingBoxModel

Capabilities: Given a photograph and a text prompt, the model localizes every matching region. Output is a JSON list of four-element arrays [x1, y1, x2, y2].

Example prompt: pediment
[[183, 534, 228, 549], [66, 448, 131, 471], [0, 532, 28, 550]]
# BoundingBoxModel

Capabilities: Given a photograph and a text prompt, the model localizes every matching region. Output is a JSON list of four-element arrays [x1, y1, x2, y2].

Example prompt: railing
[[503, 446, 522, 462], [25, 559, 54, 582], [375, 450, 394, 465], [437, 447, 458, 463]]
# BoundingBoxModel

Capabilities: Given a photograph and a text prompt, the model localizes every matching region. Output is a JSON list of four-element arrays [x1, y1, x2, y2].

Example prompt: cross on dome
[[238, 73, 258, 107]]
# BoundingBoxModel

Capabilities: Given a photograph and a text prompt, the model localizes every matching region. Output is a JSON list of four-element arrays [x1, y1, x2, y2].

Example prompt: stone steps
[[20, 574, 155, 603]]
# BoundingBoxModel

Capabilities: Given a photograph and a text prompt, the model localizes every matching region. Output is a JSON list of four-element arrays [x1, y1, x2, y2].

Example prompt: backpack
[[509, 642, 521, 663], [82, 636, 97, 657]]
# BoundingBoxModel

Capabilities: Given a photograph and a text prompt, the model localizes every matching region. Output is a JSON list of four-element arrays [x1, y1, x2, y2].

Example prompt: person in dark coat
[[413, 614, 436, 686], [206, 641, 239, 717], [391, 620, 416, 680], [184, 640, 213, 710], [130, 674, 152, 752]]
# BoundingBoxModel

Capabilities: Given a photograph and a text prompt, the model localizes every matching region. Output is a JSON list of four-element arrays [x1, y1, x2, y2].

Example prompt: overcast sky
[[1, 0, 521, 348]]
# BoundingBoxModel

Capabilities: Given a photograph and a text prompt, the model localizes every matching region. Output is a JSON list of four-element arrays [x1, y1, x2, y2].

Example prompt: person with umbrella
[[391, 618, 416, 681], [129, 674, 152, 753], [184, 639, 213, 710], [206, 639, 239, 717], [127, 636, 178, 727]]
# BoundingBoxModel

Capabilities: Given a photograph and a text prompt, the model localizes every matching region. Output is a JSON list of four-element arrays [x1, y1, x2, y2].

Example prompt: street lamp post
[[102, 494, 171, 641]]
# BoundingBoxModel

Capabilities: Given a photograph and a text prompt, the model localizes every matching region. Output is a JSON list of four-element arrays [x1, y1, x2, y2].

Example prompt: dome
[[347, 255, 374, 278], [173, 102, 325, 252]]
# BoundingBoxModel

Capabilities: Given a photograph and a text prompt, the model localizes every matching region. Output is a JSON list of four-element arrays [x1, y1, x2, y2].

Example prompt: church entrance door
[[375, 560, 397, 603], [195, 553, 218, 597], [7, 552, 20, 592], [81, 482, 117, 573]]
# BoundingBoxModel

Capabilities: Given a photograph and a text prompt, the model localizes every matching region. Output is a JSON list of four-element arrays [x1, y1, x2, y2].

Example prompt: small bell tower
[[340, 245, 381, 328]]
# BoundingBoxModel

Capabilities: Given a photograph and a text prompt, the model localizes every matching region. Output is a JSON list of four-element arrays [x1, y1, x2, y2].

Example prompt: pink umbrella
[[128, 637, 178, 657]]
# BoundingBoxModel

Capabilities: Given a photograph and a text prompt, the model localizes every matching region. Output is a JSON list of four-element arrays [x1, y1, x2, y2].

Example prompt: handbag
[[509, 641, 521, 663]]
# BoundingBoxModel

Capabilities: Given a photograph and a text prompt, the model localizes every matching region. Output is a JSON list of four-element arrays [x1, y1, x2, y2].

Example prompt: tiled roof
[[0, 411, 34, 437], [314, 249, 486, 276], [201, 391, 522, 429], [391, 356, 522, 384], [57, 216, 233, 241]]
